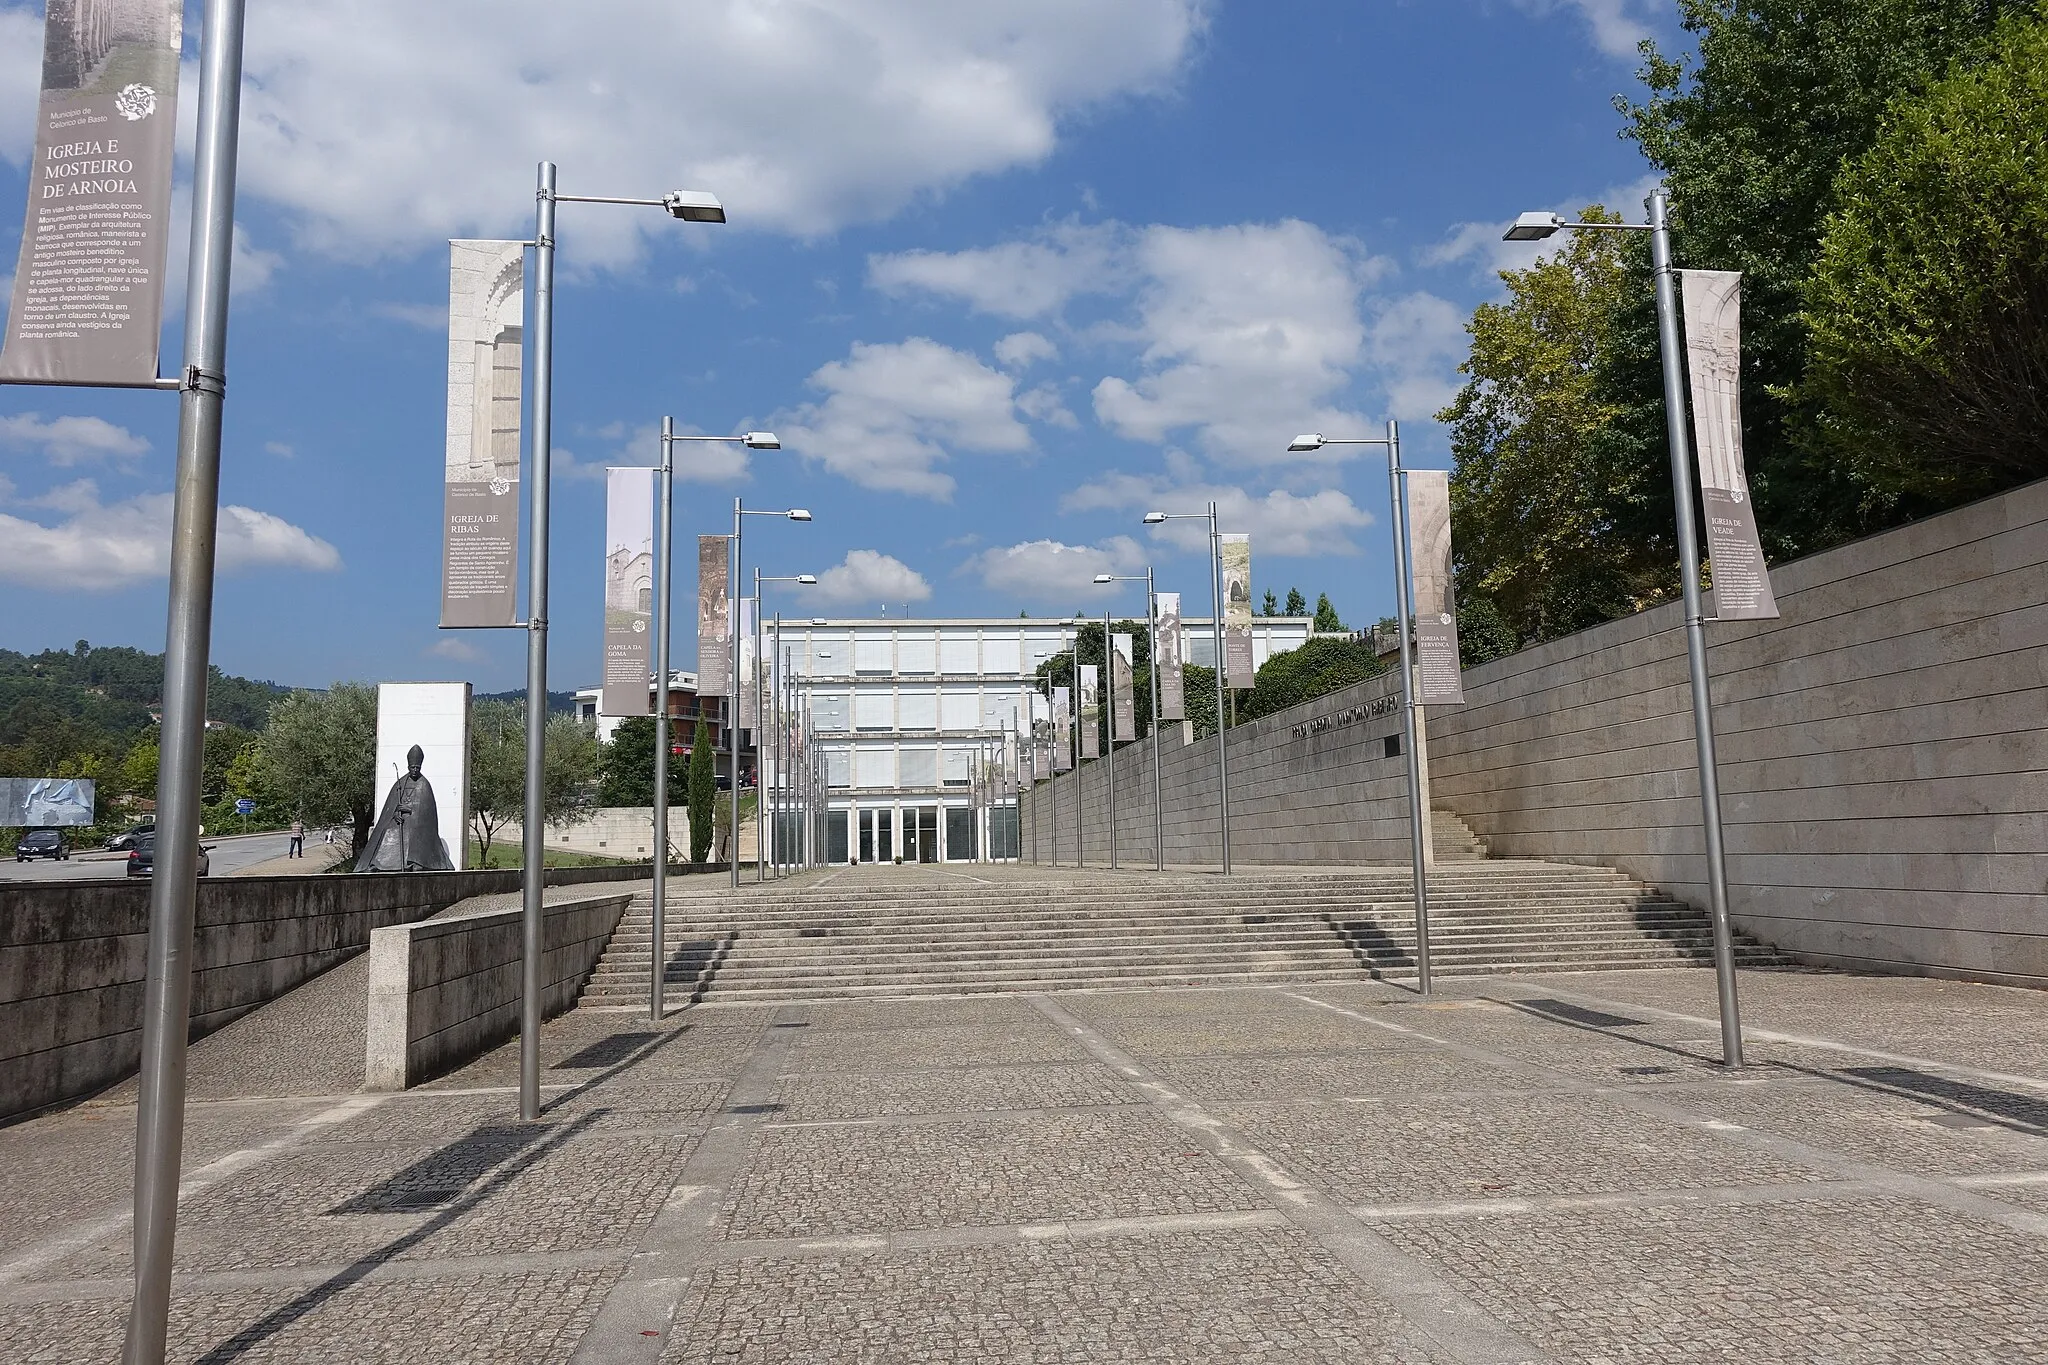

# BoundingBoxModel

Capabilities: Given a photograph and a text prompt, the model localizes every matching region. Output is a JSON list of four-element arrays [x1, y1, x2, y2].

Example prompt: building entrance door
[[903, 806, 939, 863], [859, 808, 893, 863]]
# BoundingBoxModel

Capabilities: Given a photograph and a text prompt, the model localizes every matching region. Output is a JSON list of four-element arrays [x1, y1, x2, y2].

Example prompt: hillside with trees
[[1443, 0, 2047, 664]]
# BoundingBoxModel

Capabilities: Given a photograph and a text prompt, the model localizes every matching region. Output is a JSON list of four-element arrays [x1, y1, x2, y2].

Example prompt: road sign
[[234, 799, 255, 815]]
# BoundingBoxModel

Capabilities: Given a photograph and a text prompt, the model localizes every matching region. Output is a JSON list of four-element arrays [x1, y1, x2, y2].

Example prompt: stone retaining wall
[[1023, 478, 2048, 986], [0, 863, 654, 1123], [364, 892, 631, 1090]]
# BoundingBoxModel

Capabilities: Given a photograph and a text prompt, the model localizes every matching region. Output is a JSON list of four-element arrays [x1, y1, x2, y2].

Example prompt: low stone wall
[[364, 892, 631, 1090], [1023, 477, 2048, 986], [0, 863, 653, 1123]]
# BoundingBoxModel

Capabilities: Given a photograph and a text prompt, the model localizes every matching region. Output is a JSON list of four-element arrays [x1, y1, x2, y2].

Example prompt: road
[[0, 830, 300, 883]]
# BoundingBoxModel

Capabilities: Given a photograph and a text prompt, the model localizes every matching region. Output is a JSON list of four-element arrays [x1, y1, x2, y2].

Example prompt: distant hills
[[477, 688, 579, 715], [0, 642, 286, 748]]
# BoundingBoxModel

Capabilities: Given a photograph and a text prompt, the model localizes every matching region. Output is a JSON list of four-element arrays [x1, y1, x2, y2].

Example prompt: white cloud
[[427, 637, 485, 662], [1017, 382, 1078, 429], [798, 549, 933, 610], [0, 483, 342, 589], [1366, 292, 1469, 422], [1507, 0, 1657, 59], [1064, 470, 1374, 558], [962, 536, 1145, 603], [264, 441, 296, 459], [227, 2, 1206, 262], [781, 338, 1031, 499], [993, 331, 1060, 369], [0, 8, 38, 166], [1092, 220, 1390, 462], [0, 413, 151, 466], [371, 301, 448, 330], [869, 222, 1126, 318]]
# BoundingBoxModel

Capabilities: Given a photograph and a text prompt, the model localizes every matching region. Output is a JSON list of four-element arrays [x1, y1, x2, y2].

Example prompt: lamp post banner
[[1680, 270, 1779, 620], [601, 468, 654, 716], [1051, 689, 1072, 772], [0, 0, 182, 384], [1111, 634, 1136, 742], [440, 240, 526, 626], [1405, 468, 1465, 704], [1153, 592, 1185, 720], [697, 536, 732, 695], [1219, 534, 1255, 689], [1078, 664, 1101, 760], [738, 598, 759, 730]]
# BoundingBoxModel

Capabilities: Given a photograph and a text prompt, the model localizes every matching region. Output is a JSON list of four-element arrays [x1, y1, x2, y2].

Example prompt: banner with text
[[0, 0, 182, 384], [1681, 270, 1779, 620], [1111, 634, 1136, 742], [1219, 534, 1255, 689], [1051, 688, 1072, 771], [601, 468, 654, 716], [697, 536, 731, 696], [440, 240, 526, 627], [1078, 665, 1101, 760], [1405, 469, 1465, 705], [1153, 592, 1185, 720]]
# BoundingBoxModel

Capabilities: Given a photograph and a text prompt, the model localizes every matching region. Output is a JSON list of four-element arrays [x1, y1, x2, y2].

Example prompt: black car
[[15, 829, 68, 861], [107, 824, 154, 851], [126, 834, 210, 878]]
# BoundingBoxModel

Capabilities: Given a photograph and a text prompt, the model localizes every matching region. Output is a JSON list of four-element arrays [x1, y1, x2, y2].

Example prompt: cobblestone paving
[[3, 953, 2045, 1362]]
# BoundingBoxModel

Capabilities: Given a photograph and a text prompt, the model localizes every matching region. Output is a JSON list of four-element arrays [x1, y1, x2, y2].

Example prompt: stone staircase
[[577, 862, 1789, 1006], [1432, 809, 1489, 862]]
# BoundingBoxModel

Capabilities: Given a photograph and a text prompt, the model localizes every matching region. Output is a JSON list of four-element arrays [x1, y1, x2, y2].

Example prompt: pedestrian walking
[[289, 818, 305, 858]]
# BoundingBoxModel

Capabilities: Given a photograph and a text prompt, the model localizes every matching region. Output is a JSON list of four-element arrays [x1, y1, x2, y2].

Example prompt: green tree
[[119, 739, 159, 803], [1239, 637, 1387, 722], [1456, 595, 1522, 670], [1609, 0, 2025, 556], [1439, 209, 1675, 646], [1802, 11, 2048, 502], [598, 715, 688, 807], [1311, 594, 1345, 632], [1260, 590, 1279, 616], [686, 719, 717, 864], [466, 702, 599, 865], [254, 685, 377, 850], [1283, 587, 1307, 616]]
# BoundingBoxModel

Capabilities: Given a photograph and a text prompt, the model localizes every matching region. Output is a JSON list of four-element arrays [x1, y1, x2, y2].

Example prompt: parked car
[[107, 824, 154, 851], [126, 835, 210, 878], [15, 829, 69, 862]]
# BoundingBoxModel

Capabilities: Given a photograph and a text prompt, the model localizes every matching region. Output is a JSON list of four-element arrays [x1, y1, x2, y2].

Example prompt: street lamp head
[[787, 509, 812, 522], [1503, 211, 1565, 242], [1142, 512, 1168, 525], [1093, 573, 1115, 584], [1287, 434, 1326, 453], [795, 575, 818, 585], [742, 431, 780, 450], [662, 189, 726, 223]]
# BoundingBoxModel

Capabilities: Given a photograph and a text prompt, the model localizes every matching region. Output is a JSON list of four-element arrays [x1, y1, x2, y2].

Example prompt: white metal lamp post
[[649, 425, 779, 1019], [519, 173, 728, 1115], [1501, 189, 1745, 1067], [727, 502, 812, 888], [1141, 505, 1231, 873], [753, 573, 817, 882], [1095, 569, 1165, 870], [1285, 422, 1432, 994]]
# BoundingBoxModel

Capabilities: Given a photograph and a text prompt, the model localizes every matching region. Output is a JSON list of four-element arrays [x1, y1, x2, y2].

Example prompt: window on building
[[899, 690, 938, 730], [854, 692, 894, 732], [899, 748, 938, 788], [942, 748, 972, 786], [856, 749, 894, 788], [812, 694, 850, 732], [826, 748, 852, 787], [940, 691, 980, 732], [897, 633, 938, 675], [854, 635, 893, 674], [939, 634, 978, 674], [982, 634, 1022, 676]]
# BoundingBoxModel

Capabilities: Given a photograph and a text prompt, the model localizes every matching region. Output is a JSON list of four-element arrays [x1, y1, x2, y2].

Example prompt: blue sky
[[0, 0, 1676, 693]]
